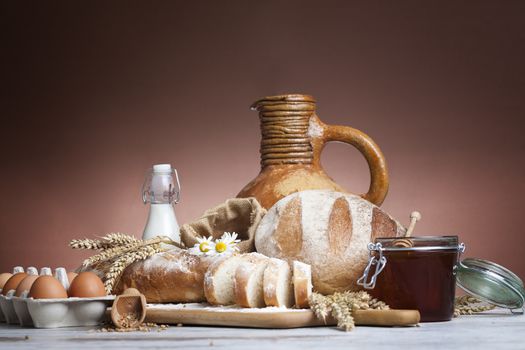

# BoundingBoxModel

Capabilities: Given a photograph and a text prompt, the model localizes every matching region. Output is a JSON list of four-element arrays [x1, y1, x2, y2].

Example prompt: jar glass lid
[[456, 258, 525, 313], [375, 235, 460, 251]]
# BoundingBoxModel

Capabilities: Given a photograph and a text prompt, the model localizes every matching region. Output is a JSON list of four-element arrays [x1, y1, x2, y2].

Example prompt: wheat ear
[[82, 236, 176, 267], [102, 233, 139, 246], [330, 301, 355, 331], [309, 293, 330, 322], [70, 238, 109, 250], [103, 243, 162, 294]]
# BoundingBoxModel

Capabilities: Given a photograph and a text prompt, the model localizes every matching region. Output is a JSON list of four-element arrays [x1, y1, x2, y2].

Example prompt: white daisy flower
[[212, 232, 241, 255], [188, 236, 215, 256], [220, 232, 241, 245]]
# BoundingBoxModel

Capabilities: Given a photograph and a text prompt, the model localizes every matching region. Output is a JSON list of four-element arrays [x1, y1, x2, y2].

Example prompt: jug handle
[[322, 124, 389, 206]]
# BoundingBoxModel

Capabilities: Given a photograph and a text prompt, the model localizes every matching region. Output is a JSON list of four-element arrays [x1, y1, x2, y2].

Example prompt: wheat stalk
[[83, 243, 141, 267], [70, 233, 140, 251], [70, 233, 145, 251], [103, 243, 162, 294], [103, 252, 136, 294], [70, 232, 185, 294], [454, 295, 496, 316], [308, 291, 389, 332], [82, 236, 177, 268]]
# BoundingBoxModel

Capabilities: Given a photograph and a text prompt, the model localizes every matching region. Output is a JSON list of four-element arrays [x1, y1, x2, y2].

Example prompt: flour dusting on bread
[[255, 190, 405, 294]]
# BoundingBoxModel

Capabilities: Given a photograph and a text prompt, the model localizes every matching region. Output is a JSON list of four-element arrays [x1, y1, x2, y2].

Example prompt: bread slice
[[234, 253, 269, 308], [204, 255, 244, 305], [292, 260, 312, 309], [263, 258, 294, 308]]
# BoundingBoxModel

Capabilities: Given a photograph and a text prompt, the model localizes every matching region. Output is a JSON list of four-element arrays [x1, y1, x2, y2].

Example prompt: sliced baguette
[[293, 260, 312, 309], [204, 254, 244, 305], [234, 253, 269, 308], [263, 258, 294, 308]]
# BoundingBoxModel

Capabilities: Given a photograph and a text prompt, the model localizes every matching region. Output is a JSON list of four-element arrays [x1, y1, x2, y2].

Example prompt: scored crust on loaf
[[263, 258, 294, 308], [327, 197, 352, 255], [234, 253, 270, 308], [370, 207, 399, 241], [255, 190, 406, 294], [292, 260, 312, 309], [272, 196, 303, 259], [204, 254, 244, 305]]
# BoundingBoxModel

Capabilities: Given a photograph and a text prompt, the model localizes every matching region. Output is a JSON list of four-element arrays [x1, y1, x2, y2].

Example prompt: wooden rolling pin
[[145, 305, 420, 328], [352, 309, 420, 326]]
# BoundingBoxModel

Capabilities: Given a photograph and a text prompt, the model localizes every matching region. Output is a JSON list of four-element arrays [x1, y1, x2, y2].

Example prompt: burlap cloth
[[180, 197, 266, 253]]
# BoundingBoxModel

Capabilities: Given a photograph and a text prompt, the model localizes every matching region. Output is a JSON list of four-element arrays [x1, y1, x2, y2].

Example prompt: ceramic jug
[[237, 94, 389, 209]]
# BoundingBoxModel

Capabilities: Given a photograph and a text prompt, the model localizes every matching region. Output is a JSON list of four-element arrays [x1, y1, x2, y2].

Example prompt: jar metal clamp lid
[[358, 238, 525, 314], [357, 240, 466, 290]]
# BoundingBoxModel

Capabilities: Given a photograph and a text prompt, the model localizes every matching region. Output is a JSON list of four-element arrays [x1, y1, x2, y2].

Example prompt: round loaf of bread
[[255, 190, 406, 295], [115, 248, 218, 303]]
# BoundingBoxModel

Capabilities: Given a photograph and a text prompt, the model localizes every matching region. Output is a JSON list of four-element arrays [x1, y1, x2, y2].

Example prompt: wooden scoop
[[111, 288, 147, 328]]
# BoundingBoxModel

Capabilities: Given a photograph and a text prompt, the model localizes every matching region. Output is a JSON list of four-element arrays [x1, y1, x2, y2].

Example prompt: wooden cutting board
[[145, 303, 420, 329]]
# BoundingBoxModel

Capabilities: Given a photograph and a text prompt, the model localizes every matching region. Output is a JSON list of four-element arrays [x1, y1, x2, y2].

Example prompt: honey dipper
[[111, 288, 147, 329], [393, 211, 421, 248]]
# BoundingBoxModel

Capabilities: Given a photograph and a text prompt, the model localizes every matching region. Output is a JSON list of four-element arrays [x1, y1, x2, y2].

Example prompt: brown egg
[[0, 273, 13, 290], [1, 272, 28, 295], [29, 276, 68, 299], [15, 275, 40, 297], [67, 272, 78, 284], [68, 272, 106, 298]]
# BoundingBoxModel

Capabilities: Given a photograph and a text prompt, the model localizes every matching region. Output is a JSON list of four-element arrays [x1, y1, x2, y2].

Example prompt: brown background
[[1, 1, 524, 278]]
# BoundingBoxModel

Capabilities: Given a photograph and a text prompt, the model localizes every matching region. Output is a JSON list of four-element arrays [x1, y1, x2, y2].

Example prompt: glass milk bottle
[[141, 164, 181, 243]]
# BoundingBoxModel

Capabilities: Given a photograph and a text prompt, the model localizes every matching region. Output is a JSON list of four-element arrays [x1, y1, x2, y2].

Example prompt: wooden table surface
[[0, 309, 523, 350]]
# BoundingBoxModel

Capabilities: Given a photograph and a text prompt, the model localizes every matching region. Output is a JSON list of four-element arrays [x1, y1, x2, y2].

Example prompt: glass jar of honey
[[357, 236, 465, 322]]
